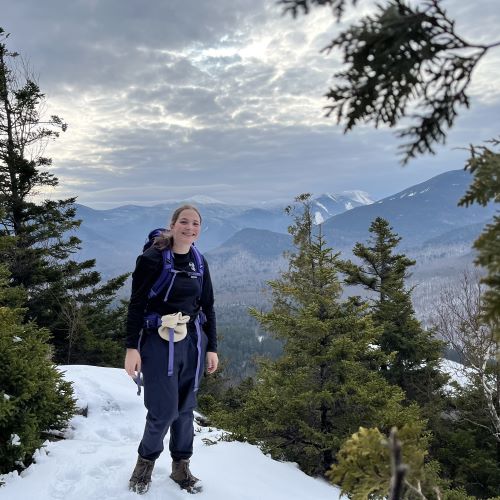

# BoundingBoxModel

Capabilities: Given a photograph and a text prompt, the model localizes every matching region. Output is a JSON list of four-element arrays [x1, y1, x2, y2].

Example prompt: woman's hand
[[124, 348, 142, 377], [206, 352, 219, 374]]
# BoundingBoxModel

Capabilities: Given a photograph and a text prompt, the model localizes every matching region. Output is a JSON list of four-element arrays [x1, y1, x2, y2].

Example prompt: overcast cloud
[[3, 0, 500, 208]]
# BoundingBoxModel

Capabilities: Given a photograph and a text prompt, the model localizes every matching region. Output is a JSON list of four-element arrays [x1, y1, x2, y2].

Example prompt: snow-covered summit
[[312, 190, 374, 223], [339, 190, 374, 206], [182, 195, 226, 205]]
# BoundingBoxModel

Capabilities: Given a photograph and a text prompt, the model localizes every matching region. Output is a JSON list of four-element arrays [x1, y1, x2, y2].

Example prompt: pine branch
[[285, 0, 500, 163]]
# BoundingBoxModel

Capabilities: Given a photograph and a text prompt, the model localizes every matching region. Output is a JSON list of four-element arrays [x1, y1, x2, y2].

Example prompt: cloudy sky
[[3, 0, 500, 208]]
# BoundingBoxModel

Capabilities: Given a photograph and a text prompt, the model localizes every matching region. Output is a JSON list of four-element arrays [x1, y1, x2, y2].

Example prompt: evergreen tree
[[0, 263, 76, 474], [459, 139, 500, 344], [281, 2, 500, 345], [434, 383, 500, 499], [216, 195, 426, 476], [341, 217, 447, 413], [0, 28, 128, 363]]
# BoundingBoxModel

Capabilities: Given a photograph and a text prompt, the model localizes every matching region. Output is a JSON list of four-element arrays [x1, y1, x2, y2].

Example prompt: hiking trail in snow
[[0, 365, 340, 500]]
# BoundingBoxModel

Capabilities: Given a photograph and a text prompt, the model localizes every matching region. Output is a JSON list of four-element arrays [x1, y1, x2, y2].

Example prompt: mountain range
[[74, 169, 495, 321], [203, 169, 494, 260], [73, 188, 374, 277]]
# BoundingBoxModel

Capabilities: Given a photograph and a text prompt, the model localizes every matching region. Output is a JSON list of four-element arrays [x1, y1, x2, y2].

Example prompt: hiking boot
[[170, 459, 201, 492], [129, 455, 155, 494]]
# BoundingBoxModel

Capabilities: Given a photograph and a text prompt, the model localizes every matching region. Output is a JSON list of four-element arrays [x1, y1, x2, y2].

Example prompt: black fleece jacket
[[126, 246, 217, 352]]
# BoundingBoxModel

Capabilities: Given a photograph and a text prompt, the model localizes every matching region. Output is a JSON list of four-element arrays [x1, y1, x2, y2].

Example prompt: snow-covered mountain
[[322, 169, 495, 248], [312, 191, 373, 224], [0, 365, 339, 500]]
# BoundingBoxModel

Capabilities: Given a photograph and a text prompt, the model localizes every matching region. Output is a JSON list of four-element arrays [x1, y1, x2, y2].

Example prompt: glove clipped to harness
[[158, 312, 190, 342]]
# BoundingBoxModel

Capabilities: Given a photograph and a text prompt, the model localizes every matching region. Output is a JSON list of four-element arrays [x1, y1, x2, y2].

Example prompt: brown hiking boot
[[129, 455, 155, 494], [170, 459, 202, 493]]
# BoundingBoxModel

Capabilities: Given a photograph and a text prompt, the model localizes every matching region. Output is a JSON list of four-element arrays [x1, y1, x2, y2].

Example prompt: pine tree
[[0, 28, 128, 363], [433, 383, 500, 499], [281, 2, 500, 345], [219, 195, 425, 476], [0, 263, 76, 474], [459, 139, 500, 344], [341, 217, 447, 413]]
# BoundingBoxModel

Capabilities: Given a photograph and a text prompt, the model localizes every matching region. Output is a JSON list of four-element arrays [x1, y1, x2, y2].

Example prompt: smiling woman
[[124, 204, 218, 494], [165, 206, 202, 252]]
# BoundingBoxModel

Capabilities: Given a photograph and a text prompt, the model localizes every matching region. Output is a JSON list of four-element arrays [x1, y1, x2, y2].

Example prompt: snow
[[183, 196, 225, 205], [440, 359, 470, 388], [344, 202, 353, 210], [314, 211, 325, 225], [341, 190, 374, 205], [10, 435, 21, 447], [314, 201, 330, 215], [0, 365, 340, 500]]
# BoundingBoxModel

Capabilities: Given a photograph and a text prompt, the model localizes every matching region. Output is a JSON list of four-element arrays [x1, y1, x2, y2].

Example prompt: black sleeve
[[125, 250, 162, 349], [200, 257, 217, 353]]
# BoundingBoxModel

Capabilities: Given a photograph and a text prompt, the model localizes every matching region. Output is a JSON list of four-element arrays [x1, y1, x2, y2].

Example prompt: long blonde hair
[[154, 204, 202, 250]]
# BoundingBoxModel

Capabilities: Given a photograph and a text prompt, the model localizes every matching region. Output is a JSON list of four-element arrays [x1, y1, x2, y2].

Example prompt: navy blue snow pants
[[138, 326, 207, 461]]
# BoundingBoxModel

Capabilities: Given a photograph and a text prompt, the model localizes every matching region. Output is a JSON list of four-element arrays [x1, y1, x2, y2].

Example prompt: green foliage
[[215, 304, 282, 381], [211, 196, 427, 477], [341, 217, 447, 413], [0, 28, 128, 364], [0, 265, 76, 474], [330, 418, 499, 500], [46, 275, 129, 366], [329, 424, 430, 500], [459, 139, 500, 343], [198, 375, 255, 431], [432, 383, 500, 499], [442, 490, 481, 500]]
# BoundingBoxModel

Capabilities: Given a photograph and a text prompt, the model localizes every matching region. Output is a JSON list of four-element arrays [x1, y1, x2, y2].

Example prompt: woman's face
[[170, 209, 201, 247]]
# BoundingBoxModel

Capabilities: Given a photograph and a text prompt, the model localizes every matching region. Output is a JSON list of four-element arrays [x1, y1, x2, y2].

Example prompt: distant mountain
[[74, 190, 374, 277], [224, 208, 291, 235], [74, 202, 247, 276], [75, 201, 245, 254], [421, 221, 486, 248], [207, 228, 292, 261], [321, 169, 495, 248]]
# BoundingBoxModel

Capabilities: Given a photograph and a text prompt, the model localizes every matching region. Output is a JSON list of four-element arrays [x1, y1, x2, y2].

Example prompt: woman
[[124, 205, 218, 494]]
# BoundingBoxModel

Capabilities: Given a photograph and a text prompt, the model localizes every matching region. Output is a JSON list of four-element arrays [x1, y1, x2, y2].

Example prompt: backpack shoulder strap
[[191, 245, 204, 289], [147, 244, 204, 301], [148, 248, 174, 299]]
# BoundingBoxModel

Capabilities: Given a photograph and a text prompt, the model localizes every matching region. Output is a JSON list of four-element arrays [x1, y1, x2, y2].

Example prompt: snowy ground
[[0, 365, 340, 500], [440, 359, 470, 388]]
